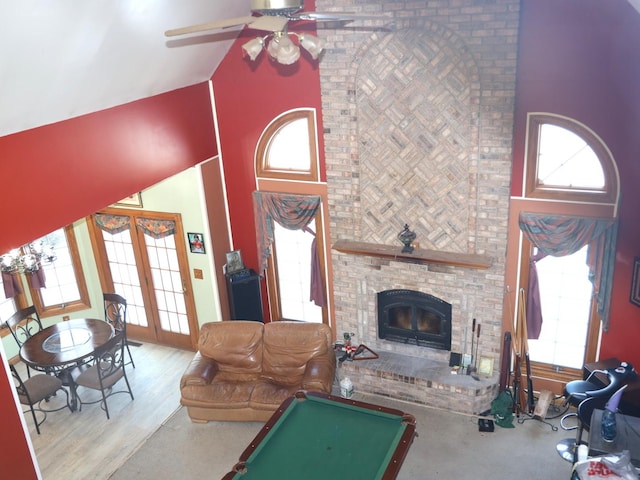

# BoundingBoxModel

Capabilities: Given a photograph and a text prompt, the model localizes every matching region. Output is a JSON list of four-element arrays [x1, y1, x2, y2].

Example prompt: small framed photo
[[631, 257, 640, 307], [114, 192, 143, 208], [225, 250, 244, 273], [188, 233, 206, 254], [478, 356, 495, 377]]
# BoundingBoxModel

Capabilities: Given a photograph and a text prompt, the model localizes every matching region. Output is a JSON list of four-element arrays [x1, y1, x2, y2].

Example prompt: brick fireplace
[[319, 0, 519, 414]]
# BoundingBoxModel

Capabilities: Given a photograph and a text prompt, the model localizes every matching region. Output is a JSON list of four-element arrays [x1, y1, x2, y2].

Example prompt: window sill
[[332, 240, 492, 270]]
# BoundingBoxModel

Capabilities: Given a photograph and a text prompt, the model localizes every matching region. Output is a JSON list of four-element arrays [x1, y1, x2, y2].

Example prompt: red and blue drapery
[[253, 191, 325, 307], [519, 212, 618, 337]]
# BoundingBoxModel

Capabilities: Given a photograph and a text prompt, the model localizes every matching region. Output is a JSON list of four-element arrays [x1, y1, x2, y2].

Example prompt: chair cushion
[[22, 374, 64, 403], [76, 364, 124, 390]]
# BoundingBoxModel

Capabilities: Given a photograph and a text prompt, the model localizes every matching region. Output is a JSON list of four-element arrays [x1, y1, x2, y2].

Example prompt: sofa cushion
[[262, 322, 330, 385], [181, 379, 256, 408], [249, 380, 301, 410], [198, 321, 264, 374]]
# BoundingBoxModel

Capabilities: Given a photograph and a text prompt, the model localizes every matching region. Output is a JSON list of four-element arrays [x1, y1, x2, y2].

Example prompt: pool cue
[[468, 318, 476, 374], [474, 323, 481, 372]]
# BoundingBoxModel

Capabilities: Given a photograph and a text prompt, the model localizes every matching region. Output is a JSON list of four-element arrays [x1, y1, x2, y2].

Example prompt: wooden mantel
[[332, 239, 492, 270]]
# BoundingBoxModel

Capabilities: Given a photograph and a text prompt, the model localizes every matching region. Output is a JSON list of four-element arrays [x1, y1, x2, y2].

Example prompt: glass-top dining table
[[19, 318, 115, 410]]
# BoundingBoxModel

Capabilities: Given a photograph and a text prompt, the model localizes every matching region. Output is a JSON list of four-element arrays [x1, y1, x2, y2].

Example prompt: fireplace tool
[[466, 318, 476, 375], [337, 332, 378, 364], [473, 323, 481, 372]]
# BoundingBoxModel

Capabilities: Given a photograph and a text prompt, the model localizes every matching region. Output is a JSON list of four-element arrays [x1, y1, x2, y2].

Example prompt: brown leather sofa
[[180, 320, 337, 422]]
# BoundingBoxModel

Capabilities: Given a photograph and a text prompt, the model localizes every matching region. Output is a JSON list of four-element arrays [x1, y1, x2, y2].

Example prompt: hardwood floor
[[18, 342, 194, 480]]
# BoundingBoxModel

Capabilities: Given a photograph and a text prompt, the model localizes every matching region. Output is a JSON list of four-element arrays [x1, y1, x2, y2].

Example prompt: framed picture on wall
[[188, 233, 206, 254], [113, 192, 143, 208], [630, 257, 640, 307]]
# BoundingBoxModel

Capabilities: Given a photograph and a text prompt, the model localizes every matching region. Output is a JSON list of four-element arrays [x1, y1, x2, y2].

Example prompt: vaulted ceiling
[[2, 1, 639, 139], [0, 0, 252, 137]]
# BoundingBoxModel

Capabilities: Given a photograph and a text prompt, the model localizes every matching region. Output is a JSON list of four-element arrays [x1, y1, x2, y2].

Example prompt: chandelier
[[242, 31, 325, 65], [0, 241, 57, 274]]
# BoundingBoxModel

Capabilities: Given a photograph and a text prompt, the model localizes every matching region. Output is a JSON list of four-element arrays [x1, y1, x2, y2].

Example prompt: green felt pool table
[[222, 390, 417, 480]]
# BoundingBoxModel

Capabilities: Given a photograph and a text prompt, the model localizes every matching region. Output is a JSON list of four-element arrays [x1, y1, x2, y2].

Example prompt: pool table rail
[[223, 390, 417, 480]]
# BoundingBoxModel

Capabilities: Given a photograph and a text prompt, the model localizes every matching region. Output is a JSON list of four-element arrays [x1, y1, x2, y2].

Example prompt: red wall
[[0, 82, 217, 254], [513, 0, 640, 364], [212, 7, 325, 321], [0, 82, 216, 474], [0, 358, 38, 479]]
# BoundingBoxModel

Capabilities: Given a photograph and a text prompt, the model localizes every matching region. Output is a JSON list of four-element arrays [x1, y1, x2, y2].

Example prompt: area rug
[[110, 393, 572, 480]]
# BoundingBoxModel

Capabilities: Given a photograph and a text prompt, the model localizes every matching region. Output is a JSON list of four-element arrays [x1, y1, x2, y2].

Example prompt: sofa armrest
[[180, 352, 219, 389], [302, 350, 337, 393]]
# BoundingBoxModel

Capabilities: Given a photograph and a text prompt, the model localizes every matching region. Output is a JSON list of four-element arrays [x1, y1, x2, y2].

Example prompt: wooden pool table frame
[[223, 390, 417, 479]]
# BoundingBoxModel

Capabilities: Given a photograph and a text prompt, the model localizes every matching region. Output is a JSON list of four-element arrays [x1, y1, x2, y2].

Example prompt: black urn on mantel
[[397, 224, 417, 253]]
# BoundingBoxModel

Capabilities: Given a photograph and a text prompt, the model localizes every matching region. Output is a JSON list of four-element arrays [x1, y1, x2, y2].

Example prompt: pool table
[[222, 390, 417, 480]]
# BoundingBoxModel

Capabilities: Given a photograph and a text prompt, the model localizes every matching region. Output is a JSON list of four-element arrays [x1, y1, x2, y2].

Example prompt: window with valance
[[519, 213, 618, 335], [515, 113, 620, 372]]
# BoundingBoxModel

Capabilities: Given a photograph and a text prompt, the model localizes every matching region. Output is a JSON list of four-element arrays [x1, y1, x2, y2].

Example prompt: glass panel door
[[144, 233, 191, 339], [101, 227, 148, 329], [90, 209, 198, 350]]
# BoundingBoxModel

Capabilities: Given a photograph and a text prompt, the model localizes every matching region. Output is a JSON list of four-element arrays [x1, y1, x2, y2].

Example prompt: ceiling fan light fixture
[[242, 37, 265, 61], [298, 33, 325, 60], [267, 33, 300, 65]]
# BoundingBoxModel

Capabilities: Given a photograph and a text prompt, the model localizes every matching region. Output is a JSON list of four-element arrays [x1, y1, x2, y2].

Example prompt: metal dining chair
[[74, 333, 134, 419], [10, 363, 71, 434], [103, 293, 135, 368], [4, 306, 45, 377]]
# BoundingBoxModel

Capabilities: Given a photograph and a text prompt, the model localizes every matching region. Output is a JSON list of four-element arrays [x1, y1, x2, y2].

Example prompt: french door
[[88, 208, 198, 350]]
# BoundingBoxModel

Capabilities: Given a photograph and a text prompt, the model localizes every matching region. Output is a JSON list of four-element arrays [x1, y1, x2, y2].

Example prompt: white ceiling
[[0, 0, 252, 137], [2, 1, 638, 139]]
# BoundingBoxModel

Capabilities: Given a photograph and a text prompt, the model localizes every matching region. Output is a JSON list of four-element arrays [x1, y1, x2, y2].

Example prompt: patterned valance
[[518, 213, 615, 257], [95, 214, 131, 235], [253, 191, 322, 273], [135, 218, 176, 239], [519, 212, 618, 333]]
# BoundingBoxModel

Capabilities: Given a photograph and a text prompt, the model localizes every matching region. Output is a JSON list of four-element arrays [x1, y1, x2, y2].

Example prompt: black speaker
[[226, 269, 263, 322]]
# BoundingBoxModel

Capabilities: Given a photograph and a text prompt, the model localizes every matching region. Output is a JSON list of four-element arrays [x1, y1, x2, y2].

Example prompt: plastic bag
[[572, 450, 639, 480]]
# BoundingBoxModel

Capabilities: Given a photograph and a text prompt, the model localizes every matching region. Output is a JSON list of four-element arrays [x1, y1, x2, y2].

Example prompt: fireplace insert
[[377, 289, 452, 350]]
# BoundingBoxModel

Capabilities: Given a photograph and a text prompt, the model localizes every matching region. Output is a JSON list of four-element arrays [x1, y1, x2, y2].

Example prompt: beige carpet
[[110, 392, 573, 479]]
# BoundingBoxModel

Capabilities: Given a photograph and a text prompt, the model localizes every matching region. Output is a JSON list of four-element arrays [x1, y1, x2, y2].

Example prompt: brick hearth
[[339, 351, 499, 415]]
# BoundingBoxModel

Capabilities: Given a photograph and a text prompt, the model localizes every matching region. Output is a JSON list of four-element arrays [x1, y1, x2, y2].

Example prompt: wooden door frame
[[87, 208, 199, 350]]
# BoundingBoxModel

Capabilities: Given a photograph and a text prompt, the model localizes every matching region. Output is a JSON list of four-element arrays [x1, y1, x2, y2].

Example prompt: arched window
[[256, 109, 319, 182], [517, 114, 619, 377], [525, 114, 618, 204]]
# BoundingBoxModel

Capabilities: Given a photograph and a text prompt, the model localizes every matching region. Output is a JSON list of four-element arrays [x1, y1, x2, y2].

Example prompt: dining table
[[19, 318, 115, 411]]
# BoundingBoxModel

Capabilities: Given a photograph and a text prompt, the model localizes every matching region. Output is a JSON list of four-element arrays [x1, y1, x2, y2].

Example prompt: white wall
[[2, 165, 220, 358]]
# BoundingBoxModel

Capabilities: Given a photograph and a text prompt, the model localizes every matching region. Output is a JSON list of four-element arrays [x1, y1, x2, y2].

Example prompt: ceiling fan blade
[[293, 12, 391, 22], [248, 15, 290, 32], [164, 16, 257, 37]]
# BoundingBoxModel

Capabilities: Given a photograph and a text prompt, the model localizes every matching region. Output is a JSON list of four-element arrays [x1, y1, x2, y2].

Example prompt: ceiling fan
[[165, 0, 389, 65]]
